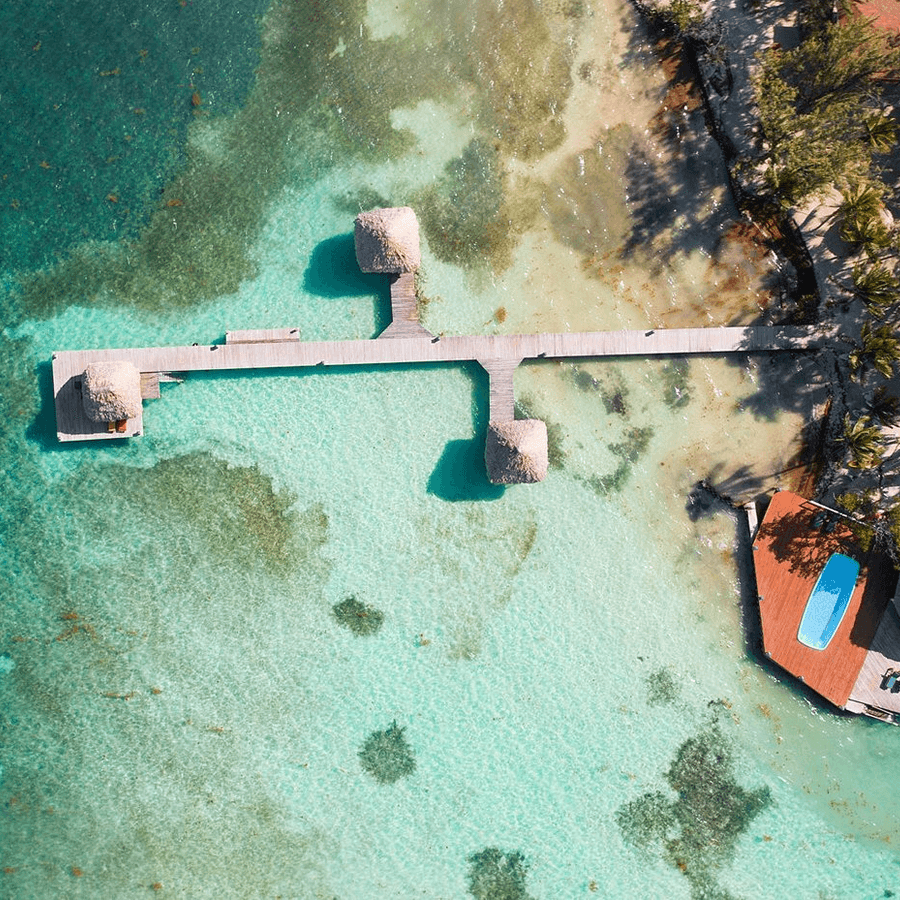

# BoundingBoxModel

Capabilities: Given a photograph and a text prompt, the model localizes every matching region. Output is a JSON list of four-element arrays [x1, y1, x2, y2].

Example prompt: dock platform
[[52, 324, 833, 442], [752, 491, 900, 723]]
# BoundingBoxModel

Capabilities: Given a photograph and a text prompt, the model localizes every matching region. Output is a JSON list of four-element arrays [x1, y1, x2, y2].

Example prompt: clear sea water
[[2, 1, 899, 898]]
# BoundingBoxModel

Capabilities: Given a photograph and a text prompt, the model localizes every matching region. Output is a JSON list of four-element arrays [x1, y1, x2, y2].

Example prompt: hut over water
[[354, 207, 421, 273], [485, 419, 549, 484], [81, 360, 142, 423]]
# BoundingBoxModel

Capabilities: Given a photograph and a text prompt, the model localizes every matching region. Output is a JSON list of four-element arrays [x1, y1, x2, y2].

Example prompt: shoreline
[[633, 0, 868, 506]]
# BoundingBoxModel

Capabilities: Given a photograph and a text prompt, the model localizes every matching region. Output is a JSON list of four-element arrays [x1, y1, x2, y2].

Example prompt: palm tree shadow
[[762, 504, 861, 579]]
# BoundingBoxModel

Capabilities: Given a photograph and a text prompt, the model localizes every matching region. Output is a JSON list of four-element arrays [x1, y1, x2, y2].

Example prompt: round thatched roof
[[82, 360, 142, 423], [354, 206, 421, 273], [484, 419, 549, 485]]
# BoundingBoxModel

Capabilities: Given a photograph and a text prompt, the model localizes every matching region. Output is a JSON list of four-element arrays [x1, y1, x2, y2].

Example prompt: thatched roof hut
[[82, 360, 142, 423], [485, 419, 549, 484], [354, 207, 421, 273]]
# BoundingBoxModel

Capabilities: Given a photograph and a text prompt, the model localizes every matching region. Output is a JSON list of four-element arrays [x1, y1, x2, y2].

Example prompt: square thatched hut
[[485, 419, 549, 484], [354, 207, 421, 274], [81, 360, 142, 423]]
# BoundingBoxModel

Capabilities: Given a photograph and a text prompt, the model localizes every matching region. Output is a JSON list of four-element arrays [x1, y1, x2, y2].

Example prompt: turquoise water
[[2, 1, 900, 897]]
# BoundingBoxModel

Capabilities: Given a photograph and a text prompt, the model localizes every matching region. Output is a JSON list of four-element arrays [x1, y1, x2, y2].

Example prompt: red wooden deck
[[753, 491, 892, 708]]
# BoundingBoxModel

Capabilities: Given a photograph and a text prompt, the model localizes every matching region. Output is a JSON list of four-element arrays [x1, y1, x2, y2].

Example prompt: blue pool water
[[797, 553, 861, 651], [2, 1, 900, 898]]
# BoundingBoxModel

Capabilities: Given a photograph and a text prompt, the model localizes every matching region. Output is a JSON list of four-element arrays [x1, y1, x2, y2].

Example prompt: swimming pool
[[797, 552, 861, 650]]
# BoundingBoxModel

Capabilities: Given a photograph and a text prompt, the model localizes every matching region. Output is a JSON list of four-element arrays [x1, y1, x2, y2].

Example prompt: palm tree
[[841, 413, 885, 469], [848, 321, 900, 380], [866, 385, 900, 427], [851, 261, 899, 318], [839, 182, 892, 255], [864, 113, 897, 153]]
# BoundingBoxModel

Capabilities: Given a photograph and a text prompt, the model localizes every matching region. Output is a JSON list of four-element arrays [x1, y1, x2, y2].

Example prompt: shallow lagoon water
[[2, 0, 900, 897]]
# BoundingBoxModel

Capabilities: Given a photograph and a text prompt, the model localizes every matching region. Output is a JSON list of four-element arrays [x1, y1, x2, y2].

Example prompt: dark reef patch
[[359, 720, 416, 784], [581, 425, 654, 496], [567, 362, 631, 417], [466, 847, 535, 900], [57, 452, 324, 577], [645, 666, 680, 706], [617, 725, 771, 899], [609, 425, 653, 464], [331, 595, 384, 637], [416, 139, 539, 272]]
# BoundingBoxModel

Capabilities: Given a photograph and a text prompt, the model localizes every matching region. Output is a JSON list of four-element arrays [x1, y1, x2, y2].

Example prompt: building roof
[[484, 419, 548, 484], [847, 0, 900, 32], [81, 360, 142, 423], [753, 491, 891, 708], [354, 207, 421, 273]]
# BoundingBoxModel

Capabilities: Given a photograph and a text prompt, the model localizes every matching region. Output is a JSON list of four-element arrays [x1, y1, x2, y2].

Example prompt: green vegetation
[[748, 10, 900, 548], [639, 0, 706, 36], [839, 182, 893, 254], [848, 322, 900, 380], [850, 261, 900, 319], [840, 413, 885, 469], [358, 721, 416, 784], [837, 489, 900, 558], [867, 385, 900, 427], [753, 15, 900, 207]]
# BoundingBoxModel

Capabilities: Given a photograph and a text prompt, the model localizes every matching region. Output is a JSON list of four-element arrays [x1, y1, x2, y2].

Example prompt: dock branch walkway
[[53, 324, 833, 441]]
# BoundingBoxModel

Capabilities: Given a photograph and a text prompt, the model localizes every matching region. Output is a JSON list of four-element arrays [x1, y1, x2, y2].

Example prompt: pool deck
[[752, 490, 900, 721]]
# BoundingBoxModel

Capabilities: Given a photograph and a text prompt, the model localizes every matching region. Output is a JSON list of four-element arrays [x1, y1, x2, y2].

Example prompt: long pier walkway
[[53, 323, 833, 441]]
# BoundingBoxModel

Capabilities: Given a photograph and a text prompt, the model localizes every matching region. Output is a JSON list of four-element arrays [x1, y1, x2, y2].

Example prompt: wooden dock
[[847, 600, 900, 722], [53, 324, 835, 441], [480, 357, 522, 423], [379, 272, 433, 339]]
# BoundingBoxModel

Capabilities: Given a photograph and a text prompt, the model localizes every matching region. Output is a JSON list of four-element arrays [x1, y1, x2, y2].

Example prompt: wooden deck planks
[[226, 328, 301, 344], [753, 491, 894, 708], [379, 272, 433, 339], [479, 358, 522, 423], [140, 373, 161, 400], [52, 324, 834, 441], [848, 600, 900, 716]]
